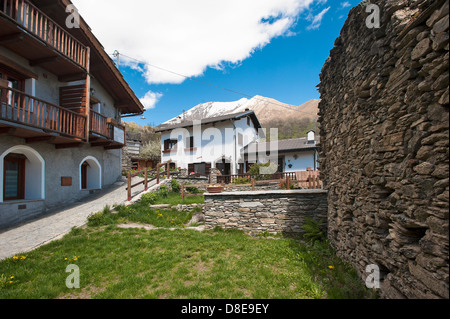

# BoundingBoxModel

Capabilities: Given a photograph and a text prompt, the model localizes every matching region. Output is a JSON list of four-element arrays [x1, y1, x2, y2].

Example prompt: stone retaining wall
[[318, 0, 448, 299], [204, 190, 328, 235]]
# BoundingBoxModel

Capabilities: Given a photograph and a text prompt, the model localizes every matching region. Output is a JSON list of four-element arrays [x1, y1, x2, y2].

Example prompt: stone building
[[318, 0, 448, 298], [0, 0, 144, 229]]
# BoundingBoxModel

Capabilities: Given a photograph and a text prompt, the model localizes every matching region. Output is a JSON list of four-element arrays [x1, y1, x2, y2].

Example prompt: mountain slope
[[164, 96, 319, 125]]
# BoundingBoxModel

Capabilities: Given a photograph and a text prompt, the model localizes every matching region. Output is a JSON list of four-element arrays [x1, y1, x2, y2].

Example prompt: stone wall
[[204, 190, 328, 235], [318, 0, 449, 298]]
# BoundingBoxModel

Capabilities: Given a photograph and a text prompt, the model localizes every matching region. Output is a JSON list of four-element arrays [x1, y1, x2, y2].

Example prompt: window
[[238, 133, 243, 146], [164, 139, 178, 151], [185, 136, 194, 149], [3, 154, 26, 201], [0, 67, 26, 108]]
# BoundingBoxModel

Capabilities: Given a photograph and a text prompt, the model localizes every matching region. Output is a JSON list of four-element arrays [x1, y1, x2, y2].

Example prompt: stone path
[[0, 176, 161, 261]]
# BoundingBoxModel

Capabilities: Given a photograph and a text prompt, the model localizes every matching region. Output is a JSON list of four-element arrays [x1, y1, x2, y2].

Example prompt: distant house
[[244, 131, 320, 173], [125, 132, 142, 155], [155, 110, 262, 176]]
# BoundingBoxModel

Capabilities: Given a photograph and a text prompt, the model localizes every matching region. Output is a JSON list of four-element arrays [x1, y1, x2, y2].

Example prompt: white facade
[[282, 150, 319, 172], [160, 116, 260, 175]]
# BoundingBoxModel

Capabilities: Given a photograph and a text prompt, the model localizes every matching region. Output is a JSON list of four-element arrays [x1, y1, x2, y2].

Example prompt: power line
[[112, 52, 319, 117]]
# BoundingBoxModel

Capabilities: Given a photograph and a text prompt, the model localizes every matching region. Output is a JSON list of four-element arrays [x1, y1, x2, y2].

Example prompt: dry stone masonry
[[318, 0, 448, 298], [204, 190, 328, 235]]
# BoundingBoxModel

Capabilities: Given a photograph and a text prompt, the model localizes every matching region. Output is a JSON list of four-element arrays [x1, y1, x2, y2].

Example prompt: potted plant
[[207, 184, 224, 193]]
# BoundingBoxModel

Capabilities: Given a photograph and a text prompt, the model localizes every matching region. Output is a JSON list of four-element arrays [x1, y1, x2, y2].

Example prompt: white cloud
[[306, 6, 330, 30], [72, 0, 317, 84], [340, 1, 351, 8], [140, 91, 163, 110]]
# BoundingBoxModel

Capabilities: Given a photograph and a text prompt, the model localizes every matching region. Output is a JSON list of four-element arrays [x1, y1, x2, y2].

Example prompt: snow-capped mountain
[[163, 95, 319, 125]]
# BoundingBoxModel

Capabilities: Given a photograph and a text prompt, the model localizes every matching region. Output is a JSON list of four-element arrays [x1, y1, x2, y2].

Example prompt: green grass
[[0, 191, 376, 299], [152, 191, 204, 206]]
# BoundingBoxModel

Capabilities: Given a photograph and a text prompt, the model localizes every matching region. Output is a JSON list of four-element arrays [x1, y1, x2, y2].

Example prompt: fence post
[[181, 183, 185, 201], [167, 163, 170, 180], [157, 164, 160, 184], [127, 172, 132, 201], [144, 167, 148, 191], [251, 178, 255, 191]]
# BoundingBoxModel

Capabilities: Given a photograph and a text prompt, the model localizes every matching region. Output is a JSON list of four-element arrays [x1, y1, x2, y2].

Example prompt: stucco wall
[[0, 136, 122, 229], [161, 117, 259, 174], [283, 151, 317, 172]]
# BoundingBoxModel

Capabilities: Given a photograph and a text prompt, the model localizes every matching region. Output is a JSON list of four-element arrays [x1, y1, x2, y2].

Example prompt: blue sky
[[73, 0, 360, 126]]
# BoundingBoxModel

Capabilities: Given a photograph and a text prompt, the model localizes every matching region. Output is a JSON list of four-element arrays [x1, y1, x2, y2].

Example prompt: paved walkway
[[0, 176, 161, 261]]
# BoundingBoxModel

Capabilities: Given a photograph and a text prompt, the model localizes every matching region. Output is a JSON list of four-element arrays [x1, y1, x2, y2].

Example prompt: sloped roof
[[243, 136, 320, 155], [40, 0, 145, 115], [155, 111, 262, 133]]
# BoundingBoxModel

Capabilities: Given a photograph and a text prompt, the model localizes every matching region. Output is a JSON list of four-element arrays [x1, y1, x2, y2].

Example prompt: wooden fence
[[126, 163, 172, 201], [181, 171, 322, 201], [217, 171, 322, 188]]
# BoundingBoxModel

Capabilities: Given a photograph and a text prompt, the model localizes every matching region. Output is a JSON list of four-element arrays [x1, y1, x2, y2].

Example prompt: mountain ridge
[[164, 95, 320, 126]]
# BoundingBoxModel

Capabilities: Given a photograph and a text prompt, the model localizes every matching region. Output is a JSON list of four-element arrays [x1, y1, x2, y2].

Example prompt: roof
[[243, 136, 320, 155], [155, 111, 263, 133], [39, 0, 145, 115]]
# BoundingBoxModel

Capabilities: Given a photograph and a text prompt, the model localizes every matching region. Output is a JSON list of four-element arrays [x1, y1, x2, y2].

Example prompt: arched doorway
[[79, 156, 101, 190], [0, 145, 45, 203]]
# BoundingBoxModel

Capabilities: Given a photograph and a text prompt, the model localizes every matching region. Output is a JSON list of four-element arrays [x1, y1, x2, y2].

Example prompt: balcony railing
[[0, 85, 87, 140], [0, 0, 88, 69], [90, 110, 126, 145]]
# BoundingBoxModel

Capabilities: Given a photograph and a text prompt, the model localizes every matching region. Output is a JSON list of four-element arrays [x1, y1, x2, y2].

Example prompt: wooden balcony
[[0, 84, 88, 148], [90, 110, 126, 150], [0, 0, 88, 81]]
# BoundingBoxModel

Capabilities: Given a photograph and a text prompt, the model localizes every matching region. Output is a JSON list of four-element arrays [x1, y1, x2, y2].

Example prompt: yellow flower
[[9, 281, 13, 284], [328, 266, 335, 269], [10, 276, 14, 279], [13, 256, 18, 260]]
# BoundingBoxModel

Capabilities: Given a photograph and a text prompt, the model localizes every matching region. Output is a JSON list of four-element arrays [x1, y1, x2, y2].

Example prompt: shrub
[[184, 182, 200, 194], [280, 179, 295, 190], [248, 162, 278, 180], [171, 179, 181, 193], [302, 217, 325, 242], [233, 177, 251, 185], [159, 184, 169, 198], [87, 206, 115, 227], [141, 192, 158, 205]]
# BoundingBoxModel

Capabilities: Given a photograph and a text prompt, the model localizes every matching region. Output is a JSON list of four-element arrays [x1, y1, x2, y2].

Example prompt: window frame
[[3, 154, 26, 201]]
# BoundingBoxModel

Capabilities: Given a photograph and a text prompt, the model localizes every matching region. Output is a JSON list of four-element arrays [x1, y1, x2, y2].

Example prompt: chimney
[[176, 116, 182, 124], [307, 130, 315, 143]]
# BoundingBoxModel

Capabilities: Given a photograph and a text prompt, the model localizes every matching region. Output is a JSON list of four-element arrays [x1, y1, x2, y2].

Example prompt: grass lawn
[[0, 190, 376, 299]]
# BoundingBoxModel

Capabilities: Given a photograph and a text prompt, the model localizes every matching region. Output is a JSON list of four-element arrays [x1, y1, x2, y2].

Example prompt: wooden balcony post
[[84, 47, 91, 141]]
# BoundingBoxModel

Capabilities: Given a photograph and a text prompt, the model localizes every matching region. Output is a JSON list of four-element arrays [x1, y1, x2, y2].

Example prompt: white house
[[244, 131, 320, 173], [155, 110, 263, 176]]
